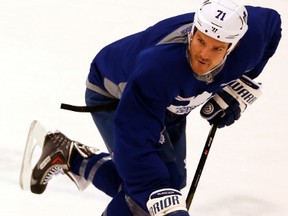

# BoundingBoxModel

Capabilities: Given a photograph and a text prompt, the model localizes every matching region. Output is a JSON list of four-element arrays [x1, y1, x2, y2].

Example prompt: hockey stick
[[186, 119, 220, 210]]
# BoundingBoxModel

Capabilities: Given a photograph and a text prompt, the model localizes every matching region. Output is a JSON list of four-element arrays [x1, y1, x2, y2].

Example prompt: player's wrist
[[166, 210, 189, 216]]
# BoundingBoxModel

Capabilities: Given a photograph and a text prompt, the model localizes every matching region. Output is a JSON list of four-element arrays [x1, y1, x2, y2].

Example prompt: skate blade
[[19, 120, 47, 191]]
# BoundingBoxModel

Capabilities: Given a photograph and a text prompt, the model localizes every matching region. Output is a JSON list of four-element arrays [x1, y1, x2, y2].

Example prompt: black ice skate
[[19, 120, 98, 194], [30, 132, 75, 194]]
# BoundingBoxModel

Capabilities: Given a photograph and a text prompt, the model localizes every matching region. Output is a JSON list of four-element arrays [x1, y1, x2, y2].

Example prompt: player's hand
[[146, 188, 189, 216], [200, 75, 262, 128]]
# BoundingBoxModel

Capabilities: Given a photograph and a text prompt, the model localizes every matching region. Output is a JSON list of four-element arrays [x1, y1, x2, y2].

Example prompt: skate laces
[[43, 166, 64, 185], [73, 141, 99, 158]]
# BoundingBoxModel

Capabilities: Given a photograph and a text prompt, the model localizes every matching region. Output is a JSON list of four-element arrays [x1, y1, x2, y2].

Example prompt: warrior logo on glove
[[147, 188, 188, 216], [200, 75, 262, 128]]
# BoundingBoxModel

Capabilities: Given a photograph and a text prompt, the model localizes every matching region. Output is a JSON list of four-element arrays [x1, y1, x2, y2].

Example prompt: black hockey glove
[[200, 75, 262, 128], [146, 188, 189, 216]]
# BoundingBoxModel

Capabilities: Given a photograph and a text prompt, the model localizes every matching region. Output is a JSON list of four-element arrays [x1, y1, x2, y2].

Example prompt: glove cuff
[[147, 188, 187, 216]]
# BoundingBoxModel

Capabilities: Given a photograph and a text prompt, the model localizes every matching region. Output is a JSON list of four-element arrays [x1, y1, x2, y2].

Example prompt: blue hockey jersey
[[87, 6, 281, 210]]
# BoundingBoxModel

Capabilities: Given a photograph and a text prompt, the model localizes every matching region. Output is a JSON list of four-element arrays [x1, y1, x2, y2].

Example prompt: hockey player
[[28, 0, 282, 215]]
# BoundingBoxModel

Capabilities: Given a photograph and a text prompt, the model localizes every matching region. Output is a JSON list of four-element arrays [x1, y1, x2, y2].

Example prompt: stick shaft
[[186, 122, 218, 210]]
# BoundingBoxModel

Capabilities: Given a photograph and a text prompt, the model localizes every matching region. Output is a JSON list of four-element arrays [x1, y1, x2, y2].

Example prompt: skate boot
[[30, 131, 98, 194]]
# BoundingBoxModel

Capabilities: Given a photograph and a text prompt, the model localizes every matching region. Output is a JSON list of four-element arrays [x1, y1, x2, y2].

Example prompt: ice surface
[[1, 0, 287, 215]]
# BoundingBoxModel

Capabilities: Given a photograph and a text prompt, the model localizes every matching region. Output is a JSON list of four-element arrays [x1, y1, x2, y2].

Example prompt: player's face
[[189, 30, 229, 75]]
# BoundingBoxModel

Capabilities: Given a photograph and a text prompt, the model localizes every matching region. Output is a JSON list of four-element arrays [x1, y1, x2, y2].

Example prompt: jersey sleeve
[[245, 7, 282, 79], [113, 48, 183, 211]]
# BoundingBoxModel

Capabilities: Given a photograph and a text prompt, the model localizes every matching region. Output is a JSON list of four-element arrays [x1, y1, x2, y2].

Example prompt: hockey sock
[[71, 152, 122, 197]]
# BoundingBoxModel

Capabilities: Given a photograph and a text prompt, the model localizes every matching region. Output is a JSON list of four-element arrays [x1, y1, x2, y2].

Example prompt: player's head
[[192, 0, 248, 54]]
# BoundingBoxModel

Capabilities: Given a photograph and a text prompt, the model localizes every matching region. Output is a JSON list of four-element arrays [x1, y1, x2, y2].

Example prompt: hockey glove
[[146, 188, 189, 216], [200, 75, 262, 128]]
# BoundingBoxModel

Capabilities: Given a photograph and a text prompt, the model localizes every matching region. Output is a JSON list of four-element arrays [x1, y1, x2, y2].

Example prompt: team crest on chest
[[167, 91, 212, 115]]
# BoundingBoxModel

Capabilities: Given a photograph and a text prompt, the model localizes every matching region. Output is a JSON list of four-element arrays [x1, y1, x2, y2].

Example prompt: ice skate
[[31, 131, 99, 194], [19, 120, 98, 194], [29, 132, 69, 194]]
